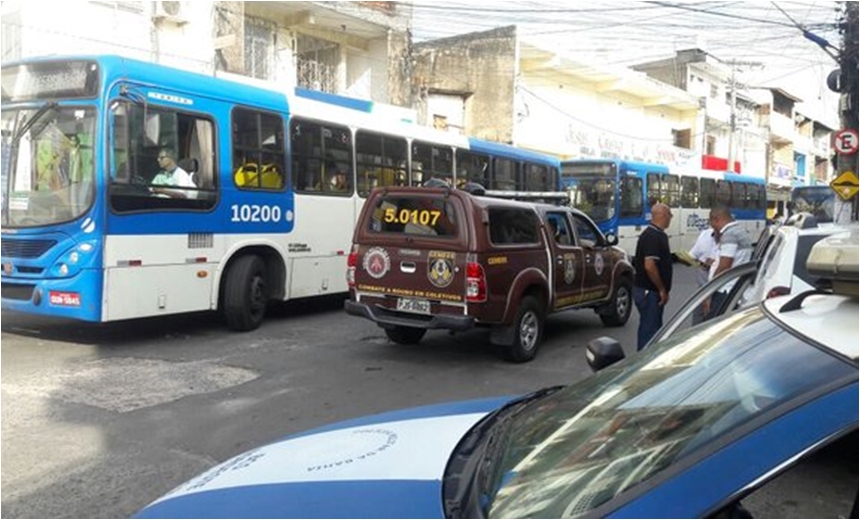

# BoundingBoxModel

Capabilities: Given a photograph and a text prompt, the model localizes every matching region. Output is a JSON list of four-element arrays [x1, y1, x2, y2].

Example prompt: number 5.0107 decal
[[230, 204, 288, 223]]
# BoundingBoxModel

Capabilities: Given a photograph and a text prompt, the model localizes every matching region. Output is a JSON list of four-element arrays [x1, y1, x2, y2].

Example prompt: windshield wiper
[[13, 101, 57, 143], [444, 385, 563, 518]]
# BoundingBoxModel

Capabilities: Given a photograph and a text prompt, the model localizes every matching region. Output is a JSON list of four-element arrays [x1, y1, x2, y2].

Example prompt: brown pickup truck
[[345, 186, 634, 362]]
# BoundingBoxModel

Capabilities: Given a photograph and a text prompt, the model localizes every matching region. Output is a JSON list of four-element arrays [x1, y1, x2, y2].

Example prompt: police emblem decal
[[595, 253, 605, 276], [363, 247, 390, 279], [564, 256, 576, 285], [428, 251, 455, 288]]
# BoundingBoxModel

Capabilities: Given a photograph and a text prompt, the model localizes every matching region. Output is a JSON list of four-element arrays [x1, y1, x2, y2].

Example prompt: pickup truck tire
[[385, 325, 427, 345], [599, 277, 632, 327], [504, 296, 544, 363], [223, 255, 267, 332]]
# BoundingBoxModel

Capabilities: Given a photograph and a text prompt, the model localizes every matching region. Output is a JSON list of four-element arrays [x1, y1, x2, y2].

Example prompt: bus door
[[618, 172, 645, 254], [105, 93, 225, 321]]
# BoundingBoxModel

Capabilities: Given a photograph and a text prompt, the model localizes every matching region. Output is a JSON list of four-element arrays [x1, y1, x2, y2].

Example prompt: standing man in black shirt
[[632, 203, 674, 350]]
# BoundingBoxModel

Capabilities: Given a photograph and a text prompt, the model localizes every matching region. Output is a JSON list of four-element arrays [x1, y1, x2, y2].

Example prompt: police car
[[136, 231, 858, 519]]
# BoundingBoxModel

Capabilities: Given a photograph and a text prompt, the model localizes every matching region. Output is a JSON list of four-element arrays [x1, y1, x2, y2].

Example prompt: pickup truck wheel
[[504, 296, 544, 363], [385, 326, 427, 345], [599, 278, 632, 327]]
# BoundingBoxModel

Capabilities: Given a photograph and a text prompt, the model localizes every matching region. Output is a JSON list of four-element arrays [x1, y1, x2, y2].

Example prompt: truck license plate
[[396, 297, 430, 314]]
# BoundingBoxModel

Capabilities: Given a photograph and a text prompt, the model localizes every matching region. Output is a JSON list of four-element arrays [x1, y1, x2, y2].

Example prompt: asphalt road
[[2, 267, 701, 518]]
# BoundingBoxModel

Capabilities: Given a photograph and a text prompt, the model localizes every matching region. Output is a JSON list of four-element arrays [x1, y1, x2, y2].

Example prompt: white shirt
[[689, 228, 718, 287]]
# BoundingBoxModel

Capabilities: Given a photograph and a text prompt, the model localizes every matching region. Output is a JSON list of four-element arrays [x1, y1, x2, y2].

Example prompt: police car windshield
[[479, 306, 854, 518]]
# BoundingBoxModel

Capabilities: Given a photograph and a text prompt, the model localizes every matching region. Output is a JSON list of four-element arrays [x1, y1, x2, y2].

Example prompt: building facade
[[0, 1, 413, 106], [411, 26, 704, 172], [634, 49, 836, 212]]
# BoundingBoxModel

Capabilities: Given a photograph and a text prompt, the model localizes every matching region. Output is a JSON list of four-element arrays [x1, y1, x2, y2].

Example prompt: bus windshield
[[1, 105, 97, 227], [561, 162, 617, 223], [791, 186, 834, 223]]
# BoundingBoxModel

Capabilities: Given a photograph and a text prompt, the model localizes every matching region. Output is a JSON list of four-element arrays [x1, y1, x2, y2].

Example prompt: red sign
[[834, 129, 859, 155], [49, 291, 82, 307]]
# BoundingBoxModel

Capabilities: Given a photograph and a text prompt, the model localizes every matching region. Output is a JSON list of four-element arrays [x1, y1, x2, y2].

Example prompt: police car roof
[[763, 227, 859, 361]]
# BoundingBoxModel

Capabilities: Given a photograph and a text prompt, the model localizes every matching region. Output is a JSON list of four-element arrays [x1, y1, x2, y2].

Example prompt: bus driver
[[151, 147, 196, 198]]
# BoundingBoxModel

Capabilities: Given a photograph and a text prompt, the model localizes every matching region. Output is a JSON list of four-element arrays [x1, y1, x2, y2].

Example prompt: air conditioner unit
[[153, 1, 188, 24]]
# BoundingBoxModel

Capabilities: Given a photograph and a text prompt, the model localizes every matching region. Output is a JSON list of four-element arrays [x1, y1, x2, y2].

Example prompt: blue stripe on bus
[[295, 87, 374, 113], [468, 138, 560, 165], [136, 480, 444, 519]]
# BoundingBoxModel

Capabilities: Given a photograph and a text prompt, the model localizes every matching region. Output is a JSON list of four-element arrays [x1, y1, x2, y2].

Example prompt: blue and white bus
[[1, 55, 559, 330], [560, 159, 767, 255]]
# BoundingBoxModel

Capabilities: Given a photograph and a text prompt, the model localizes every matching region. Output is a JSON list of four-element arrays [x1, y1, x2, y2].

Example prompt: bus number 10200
[[230, 204, 284, 223]]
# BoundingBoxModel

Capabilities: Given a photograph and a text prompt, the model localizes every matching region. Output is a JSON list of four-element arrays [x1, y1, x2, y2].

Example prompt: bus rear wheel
[[223, 255, 268, 332]]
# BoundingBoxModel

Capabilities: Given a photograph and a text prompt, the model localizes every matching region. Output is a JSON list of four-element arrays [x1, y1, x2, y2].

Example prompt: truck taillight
[[466, 262, 487, 302], [347, 247, 357, 288]]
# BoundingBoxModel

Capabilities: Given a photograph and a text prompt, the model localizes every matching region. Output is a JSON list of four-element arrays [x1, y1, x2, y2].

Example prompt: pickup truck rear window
[[368, 196, 458, 237]]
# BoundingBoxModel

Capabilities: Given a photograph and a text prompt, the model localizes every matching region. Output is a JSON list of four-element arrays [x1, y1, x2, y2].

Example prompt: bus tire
[[599, 277, 632, 327], [384, 326, 426, 345], [503, 296, 544, 363], [223, 255, 268, 332]]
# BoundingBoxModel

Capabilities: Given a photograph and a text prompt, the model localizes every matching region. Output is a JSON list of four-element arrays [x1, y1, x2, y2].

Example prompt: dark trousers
[[705, 291, 728, 321], [633, 286, 664, 351]]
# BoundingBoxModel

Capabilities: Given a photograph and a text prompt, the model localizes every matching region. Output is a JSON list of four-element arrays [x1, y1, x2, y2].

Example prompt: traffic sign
[[833, 129, 859, 155], [830, 171, 859, 201]]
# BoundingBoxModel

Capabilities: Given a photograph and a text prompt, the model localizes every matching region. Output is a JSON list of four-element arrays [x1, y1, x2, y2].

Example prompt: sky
[[409, 1, 845, 120]]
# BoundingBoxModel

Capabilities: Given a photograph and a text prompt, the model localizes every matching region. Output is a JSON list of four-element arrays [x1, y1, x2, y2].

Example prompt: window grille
[[244, 17, 274, 80], [296, 34, 339, 93]]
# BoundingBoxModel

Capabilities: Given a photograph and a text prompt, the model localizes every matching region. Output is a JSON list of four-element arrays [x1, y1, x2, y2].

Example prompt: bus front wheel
[[223, 255, 268, 332]]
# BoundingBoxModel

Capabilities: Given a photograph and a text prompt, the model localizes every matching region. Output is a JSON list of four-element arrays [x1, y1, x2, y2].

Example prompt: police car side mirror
[[586, 337, 626, 372], [605, 233, 618, 246]]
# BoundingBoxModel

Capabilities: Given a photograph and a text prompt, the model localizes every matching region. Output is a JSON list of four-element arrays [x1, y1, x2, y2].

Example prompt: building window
[[296, 34, 339, 93], [245, 17, 274, 80]]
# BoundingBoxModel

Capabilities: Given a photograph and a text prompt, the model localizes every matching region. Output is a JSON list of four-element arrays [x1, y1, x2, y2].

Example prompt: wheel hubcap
[[616, 286, 630, 317], [520, 311, 538, 351]]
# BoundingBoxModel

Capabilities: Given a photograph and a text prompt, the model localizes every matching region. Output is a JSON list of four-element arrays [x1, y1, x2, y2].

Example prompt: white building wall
[[516, 76, 700, 170], [367, 36, 388, 104]]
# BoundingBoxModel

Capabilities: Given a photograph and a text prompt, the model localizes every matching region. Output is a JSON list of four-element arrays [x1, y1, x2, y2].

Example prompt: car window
[[656, 262, 758, 344], [368, 195, 458, 237], [546, 212, 573, 246], [572, 213, 600, 248], [794, 234, 830, 287], [481, 306, 855, 518], [760, 234, 787, 283], [488, 207, 539, 245]]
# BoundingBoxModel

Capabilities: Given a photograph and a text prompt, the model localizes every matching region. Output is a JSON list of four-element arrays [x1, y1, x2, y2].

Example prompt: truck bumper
[[344, 300, 475, 332]]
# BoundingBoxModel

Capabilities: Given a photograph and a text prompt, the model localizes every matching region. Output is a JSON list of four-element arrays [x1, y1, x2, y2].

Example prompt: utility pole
[[725, 60, 761, 173], [833, 1, 858, 222]]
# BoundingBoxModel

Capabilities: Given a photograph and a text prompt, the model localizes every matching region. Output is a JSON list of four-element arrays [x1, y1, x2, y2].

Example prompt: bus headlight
[[51, 242, 97, 278]]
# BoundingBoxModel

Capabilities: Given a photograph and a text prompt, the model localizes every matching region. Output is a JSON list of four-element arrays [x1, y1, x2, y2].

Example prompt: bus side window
[[620, 176, 643, 218], [663, 174, 680, 207], [232, 108, 286, 191], [681, 176, 698, 208], [455, 149, 490, 188], [291, 118, 352, 195], [646, 172, 661, 205], [717, 180, 731, 206], [700, 178, 716, 209]]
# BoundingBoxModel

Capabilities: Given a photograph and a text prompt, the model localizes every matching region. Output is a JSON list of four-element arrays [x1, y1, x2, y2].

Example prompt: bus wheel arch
[[219, 247, 286, 331]]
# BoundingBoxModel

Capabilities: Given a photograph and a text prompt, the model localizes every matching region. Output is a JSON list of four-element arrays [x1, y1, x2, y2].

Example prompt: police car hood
[[136, 397, 510, 519]]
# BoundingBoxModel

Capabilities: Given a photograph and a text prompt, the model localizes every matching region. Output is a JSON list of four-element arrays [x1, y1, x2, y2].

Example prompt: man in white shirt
[[151, 147, 196, 199], [704, 204, 753, 319], [688, 227, 718, 324]]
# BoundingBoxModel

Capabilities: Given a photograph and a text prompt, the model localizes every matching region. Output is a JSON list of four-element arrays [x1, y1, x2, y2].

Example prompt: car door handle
[[400, 262, 416, 273]]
